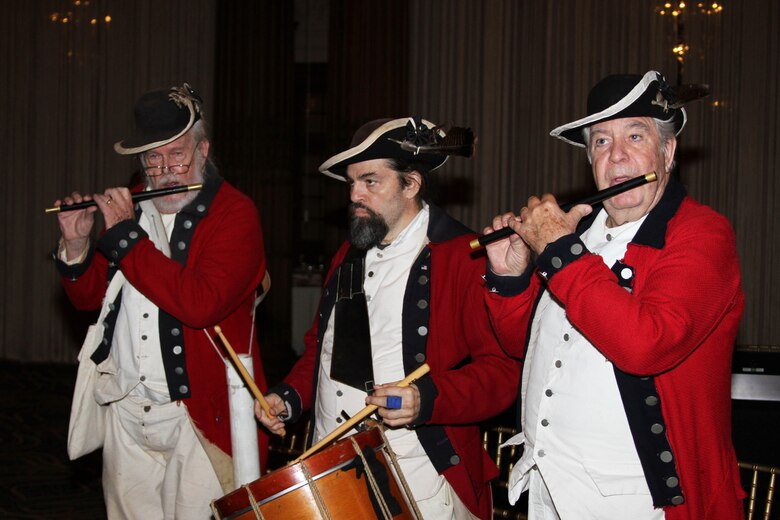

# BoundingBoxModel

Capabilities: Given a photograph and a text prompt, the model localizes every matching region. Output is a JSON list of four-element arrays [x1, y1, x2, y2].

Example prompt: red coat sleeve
[[547, 203, 742, 376], [61, 185, 265, 327], [114, 189, 266, 329]]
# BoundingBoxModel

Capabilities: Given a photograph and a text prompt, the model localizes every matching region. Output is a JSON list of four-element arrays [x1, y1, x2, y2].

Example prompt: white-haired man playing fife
[[483, 71, 745, 519], [53, 84, 269, 518]]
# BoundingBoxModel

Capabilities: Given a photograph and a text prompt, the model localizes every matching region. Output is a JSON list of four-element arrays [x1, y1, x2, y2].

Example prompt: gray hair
[[583, 118, 677, 171], [190, 119, 209, 146], [190, 120, 216, 177], [139, 119, 215, 183]]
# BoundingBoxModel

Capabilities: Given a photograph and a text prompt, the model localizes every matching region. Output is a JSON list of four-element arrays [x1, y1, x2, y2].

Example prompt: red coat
[[58, 175, 269, 463], [486, 180, 745, 520], [276, 206, 521, 519]]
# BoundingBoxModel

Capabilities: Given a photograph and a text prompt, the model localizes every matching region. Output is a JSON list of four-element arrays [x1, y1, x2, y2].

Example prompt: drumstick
[[214, 325, 285, 435], [292, 363, 431, 463]]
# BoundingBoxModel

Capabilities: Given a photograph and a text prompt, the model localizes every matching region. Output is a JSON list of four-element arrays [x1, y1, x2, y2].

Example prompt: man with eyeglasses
[[52, 83, 269, 518]]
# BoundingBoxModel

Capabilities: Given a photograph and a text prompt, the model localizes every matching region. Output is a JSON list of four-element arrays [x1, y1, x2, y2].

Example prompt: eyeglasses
[[143, 163, 192, 178], [142, 144, 198, 178]]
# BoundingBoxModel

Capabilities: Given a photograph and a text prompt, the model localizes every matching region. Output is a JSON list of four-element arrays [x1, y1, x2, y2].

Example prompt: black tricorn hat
[[319, 117, 475, 181], [550, 71, 691, 147], [114, 83, 203, 155]]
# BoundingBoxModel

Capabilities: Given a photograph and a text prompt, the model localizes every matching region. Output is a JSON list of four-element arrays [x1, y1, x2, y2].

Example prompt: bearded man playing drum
[[256, 117, 521, 519]]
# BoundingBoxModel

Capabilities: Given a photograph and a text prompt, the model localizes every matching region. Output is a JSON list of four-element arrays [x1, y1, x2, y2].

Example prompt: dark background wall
[[1, 0, 777, 389], [0, 3, 777, 517]]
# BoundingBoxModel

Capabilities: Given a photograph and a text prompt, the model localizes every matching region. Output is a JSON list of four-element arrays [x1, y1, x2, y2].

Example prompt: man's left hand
[[366, 382, 421, 428], [94, 187, 135, 230], [517, 194, 591, 254]]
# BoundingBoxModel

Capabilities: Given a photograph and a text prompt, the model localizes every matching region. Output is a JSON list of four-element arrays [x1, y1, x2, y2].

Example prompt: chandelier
[[49, 0, 112, 59], [656, 2, 724, 64], [656, 2, 725, 109]]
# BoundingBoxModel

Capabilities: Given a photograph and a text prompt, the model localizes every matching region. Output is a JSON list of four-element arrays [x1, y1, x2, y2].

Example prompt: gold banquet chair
[[482, 425, 526, 520], [266, 415, 311, 471], [738, 461, 778, 520]]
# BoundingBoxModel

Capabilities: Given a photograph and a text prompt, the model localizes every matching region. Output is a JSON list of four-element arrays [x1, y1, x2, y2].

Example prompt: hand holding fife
[[516, 194, 591, 255], [55, 191, 97, 261], [93, 187, 136, 230], [474, 173, 657, 251], [483, 211, 532, 277], [54, 187, 137, 261]]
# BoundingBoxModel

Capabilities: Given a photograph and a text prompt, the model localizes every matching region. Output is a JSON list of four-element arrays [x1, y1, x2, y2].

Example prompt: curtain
[[408, 0, 779, 346], [212, 1, 295, 369], [2, 0, 777, 362], [326, 0, 409, 152], [316, 0, 411, 256], [1, 0, 216, 361]]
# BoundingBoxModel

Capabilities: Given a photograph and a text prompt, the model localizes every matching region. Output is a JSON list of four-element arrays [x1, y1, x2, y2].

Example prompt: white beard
[[150, 157, 206, 214], [152, 189, 200, 214]]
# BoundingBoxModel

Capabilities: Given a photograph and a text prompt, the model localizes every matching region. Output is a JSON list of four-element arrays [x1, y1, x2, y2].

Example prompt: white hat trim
[[319, 117, 440, 181]]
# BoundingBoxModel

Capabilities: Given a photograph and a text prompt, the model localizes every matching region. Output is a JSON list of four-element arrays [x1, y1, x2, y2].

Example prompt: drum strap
[[350, 438, 398, 519], [377, 427, 424, 519]]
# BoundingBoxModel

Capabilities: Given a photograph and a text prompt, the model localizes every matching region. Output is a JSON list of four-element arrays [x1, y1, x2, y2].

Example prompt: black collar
[[178, 164, 223, 217], [632, 175, 686, 248], [576, 176, 686, 250], [427, 204, 474, 243]]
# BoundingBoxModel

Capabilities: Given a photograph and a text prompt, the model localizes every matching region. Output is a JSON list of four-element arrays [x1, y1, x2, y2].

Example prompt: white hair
[[190, 119, 209, 145]]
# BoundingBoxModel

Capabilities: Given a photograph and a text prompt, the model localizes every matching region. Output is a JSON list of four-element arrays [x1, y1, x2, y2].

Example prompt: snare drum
[[212, 426, 419, 519]]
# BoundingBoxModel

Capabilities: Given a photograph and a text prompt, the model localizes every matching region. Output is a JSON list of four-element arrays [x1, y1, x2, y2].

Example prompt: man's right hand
[[55, 191, 97, 261], [254, 393, 287, 437], [484, 211, 532, 276]]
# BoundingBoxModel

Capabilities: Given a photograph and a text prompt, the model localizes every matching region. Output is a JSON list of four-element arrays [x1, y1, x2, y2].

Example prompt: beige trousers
[[416, 478, 481, 520], [102, 397, 223, 520]]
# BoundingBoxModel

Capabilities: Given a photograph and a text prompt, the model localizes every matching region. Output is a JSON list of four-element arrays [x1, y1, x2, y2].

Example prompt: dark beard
[[348, 203, 389, 250]]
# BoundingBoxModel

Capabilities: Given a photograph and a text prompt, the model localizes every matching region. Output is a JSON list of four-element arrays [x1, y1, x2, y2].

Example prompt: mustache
[[349, 202, 378, 218], [145, 173, 184, 189]]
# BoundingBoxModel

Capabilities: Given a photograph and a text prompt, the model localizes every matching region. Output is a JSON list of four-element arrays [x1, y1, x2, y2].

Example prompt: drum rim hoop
[[214, 427, 390, 518]]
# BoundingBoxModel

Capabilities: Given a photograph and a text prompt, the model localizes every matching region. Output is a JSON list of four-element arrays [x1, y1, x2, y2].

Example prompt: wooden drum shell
[[212, 427, 417, 519]]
